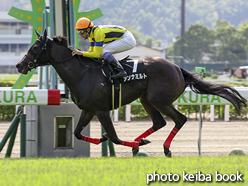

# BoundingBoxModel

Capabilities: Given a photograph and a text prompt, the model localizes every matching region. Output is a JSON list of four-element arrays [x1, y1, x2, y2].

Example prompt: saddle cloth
[[101, 56, 148, 110], [101, 56, 148, 83]]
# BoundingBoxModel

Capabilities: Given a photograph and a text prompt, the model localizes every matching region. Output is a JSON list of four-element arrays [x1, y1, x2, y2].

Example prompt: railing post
[[101, 126, 108, 157], [198, 105, 202, 156], [0, 107, 22, 152], [5, 122, 19, 158], [20, 114, 26, 157], [108, 139, 116, 157]]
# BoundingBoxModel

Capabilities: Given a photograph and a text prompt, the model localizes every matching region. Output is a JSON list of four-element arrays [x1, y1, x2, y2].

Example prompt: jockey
[[72, 17, 136, 79]]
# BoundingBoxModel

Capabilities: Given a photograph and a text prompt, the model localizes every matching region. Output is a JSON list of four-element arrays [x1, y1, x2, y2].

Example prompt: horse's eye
[[33, 46, 39, 50]]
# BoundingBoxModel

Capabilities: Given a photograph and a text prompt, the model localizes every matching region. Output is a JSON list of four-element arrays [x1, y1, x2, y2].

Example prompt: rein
[[26, 38, 105, 70], [50, 53, 105, 69], [77, 56, 105, 69]]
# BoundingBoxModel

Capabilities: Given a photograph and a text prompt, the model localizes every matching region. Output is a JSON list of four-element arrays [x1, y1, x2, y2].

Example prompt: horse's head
[[16, 29, 52, 74]]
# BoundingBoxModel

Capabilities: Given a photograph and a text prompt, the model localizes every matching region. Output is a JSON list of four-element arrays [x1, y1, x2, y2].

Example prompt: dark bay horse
[[16, 30, 247, 157]]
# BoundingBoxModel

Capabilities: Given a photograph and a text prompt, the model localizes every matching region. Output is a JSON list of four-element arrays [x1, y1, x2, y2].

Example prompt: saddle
[[101, 56, 148, 110]]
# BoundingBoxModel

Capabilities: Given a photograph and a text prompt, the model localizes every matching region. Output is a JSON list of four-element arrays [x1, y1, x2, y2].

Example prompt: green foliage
[[117, 80, 248, 121], [212, 73, 218, 79], [131, 105, 150, 120], [144, 36, 153, 48], [118, 106, 125, 120], [13, 0, 248, 48], [78, 0, 248, 42], [229, 105, 248, 120], [211, 20, 247, 63], [118, 102, 248, 121], [0, 105, 15, 121], [168, 20, 248, 65], [0, 81, 15, 87], [118, 105, 150, 120], [0, 81, 15, 121], [172, 24, 216, 64]]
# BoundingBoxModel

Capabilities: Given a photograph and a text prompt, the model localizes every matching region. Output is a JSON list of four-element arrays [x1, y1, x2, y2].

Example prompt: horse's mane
[[52, 35, 100, 63], [53, 36, 68, 47], [53, 36, 76, 52]]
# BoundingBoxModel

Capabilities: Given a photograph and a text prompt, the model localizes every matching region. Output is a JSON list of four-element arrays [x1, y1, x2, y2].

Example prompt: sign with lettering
[[131, 87, 248, 105], [0, 89, 60, 105]]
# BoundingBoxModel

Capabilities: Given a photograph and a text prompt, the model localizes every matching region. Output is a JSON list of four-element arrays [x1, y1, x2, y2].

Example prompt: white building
[[0, 11, 32, 73], [114, 44, 167, 60]]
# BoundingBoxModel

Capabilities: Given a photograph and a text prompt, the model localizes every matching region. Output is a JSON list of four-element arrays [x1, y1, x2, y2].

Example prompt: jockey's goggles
[[77, 29, 87, 35]]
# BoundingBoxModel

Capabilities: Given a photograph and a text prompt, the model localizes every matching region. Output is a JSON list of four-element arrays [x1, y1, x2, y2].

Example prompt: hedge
[[0, 81, 14, 121], [1, 80, 248, 121], [117, 104, 248, 121]]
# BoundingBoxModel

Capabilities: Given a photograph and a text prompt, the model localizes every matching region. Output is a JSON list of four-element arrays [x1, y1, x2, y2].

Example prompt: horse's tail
[[180, 68, 247, 114]]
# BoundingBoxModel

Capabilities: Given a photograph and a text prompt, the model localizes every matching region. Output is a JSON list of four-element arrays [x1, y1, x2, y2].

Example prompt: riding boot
[[103, 52, 127, 79]]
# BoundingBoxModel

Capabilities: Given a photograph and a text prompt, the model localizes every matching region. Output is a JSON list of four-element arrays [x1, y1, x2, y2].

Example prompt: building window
[[19, 44, 29, 55], [0, 44, 29, 55], [0, 44, 8, 52], [10, 44, 17, 53], [19, 22, 32, 35], [0, 22, 10, 34], [54, 116, 74, 149], [0, 22, 32, 35]]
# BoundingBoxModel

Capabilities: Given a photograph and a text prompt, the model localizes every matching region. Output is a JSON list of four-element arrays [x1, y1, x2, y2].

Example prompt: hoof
[[164, 147, 172, 157], [139, 138, 151, 146], [100, 133, 109, 142], [135, 150, 149, 157], [228, 148, 246, 156], [132, 147, 139, 156], [103, 133, 109, 139]]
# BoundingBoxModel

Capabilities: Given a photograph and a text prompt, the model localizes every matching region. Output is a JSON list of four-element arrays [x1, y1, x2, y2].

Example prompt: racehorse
[[223, 67, 247, 79], [16, 30, 247, 157]]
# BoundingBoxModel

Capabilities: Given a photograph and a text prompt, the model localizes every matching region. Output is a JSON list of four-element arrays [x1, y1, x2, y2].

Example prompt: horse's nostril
[[16, 63, 22, 69]]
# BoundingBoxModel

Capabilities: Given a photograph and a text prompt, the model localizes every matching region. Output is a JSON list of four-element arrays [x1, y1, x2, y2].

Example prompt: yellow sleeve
[[83, 30, 105, 58]]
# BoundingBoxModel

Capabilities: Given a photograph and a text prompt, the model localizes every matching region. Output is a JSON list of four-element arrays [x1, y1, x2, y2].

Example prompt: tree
[[238, 21, 248, 61], [212, 20, 247, 64], [144, 37, 154, 48], [170, 24, 215, 64]]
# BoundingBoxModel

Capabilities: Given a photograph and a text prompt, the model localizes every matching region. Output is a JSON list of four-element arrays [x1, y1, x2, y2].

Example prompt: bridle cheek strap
[[26, 41, 51, 70]]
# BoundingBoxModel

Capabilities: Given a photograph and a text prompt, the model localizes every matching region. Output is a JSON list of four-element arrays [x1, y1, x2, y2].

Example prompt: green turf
[[0, 156, 247, 186], [0, 74, 38, 81]]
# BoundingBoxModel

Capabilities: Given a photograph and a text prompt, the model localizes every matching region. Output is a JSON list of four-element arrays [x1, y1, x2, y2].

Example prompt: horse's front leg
[[96, 110, 139, 148], [74, 110, 108, 144]]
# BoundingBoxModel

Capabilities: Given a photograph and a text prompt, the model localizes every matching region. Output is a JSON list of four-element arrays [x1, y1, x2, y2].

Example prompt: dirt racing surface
[[90, 120, 248, 157], [0, 120, 247, 158]]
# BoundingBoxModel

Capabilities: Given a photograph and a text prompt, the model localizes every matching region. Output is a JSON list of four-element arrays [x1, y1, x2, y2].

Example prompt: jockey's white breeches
[[101, 30, 136, 55]]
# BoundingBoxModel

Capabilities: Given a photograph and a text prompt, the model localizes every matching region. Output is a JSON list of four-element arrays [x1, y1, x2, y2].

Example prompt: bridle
[[25, 39, 51, 69]]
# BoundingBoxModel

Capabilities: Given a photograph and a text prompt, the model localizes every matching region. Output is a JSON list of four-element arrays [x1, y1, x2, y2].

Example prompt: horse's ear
[[43, 29, 47, 43], [35, 30, 41, 38]]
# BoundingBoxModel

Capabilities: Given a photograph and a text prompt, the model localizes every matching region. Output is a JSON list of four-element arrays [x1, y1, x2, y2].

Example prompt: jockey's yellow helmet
[[75, 17, 94, 30]]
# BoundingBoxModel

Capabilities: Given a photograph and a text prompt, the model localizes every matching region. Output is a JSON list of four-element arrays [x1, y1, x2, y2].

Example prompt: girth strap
[[112, 79, 122, 111]]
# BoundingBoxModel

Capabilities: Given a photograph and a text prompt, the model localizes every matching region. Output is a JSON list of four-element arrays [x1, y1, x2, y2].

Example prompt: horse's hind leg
[[132, 95, 167, 155], [135, 95, 167, 142], [155, 105, 187, 157]]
